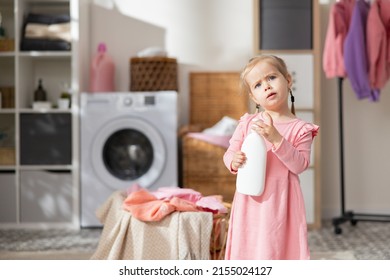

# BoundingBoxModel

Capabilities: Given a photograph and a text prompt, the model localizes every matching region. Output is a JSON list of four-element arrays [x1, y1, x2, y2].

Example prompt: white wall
[[89, 0, 390, 220], [88, 4, 165, 92], [90, 0, 253, 127], [113, 0, 253, 69]]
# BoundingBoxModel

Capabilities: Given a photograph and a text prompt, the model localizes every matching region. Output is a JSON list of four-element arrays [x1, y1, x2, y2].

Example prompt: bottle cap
[[98, 43, 107, 52]]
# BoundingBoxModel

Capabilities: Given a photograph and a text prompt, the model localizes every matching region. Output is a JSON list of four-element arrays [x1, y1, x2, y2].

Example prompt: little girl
[[223, 55, 319, 260]]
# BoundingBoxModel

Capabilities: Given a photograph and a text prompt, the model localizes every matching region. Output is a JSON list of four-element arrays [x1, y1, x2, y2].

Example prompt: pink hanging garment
[[366, 0, 390, 91], [322, 0, 355, 78]]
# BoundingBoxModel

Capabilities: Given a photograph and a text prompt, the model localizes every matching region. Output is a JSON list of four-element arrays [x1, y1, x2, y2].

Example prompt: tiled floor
[[308, 220, 390, 259], [0, 227, 101, 252], [1, 220, 390, 259]]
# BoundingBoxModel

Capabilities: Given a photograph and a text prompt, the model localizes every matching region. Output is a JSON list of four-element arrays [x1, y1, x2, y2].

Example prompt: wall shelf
[[0, 0, 82, 228]]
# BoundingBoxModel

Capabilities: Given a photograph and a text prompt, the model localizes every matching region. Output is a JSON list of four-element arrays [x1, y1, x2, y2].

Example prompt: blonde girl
[[223, 55, 319, 260]]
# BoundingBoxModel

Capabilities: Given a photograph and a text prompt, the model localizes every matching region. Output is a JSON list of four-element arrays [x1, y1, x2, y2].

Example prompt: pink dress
[[223, 112, 319, 260]]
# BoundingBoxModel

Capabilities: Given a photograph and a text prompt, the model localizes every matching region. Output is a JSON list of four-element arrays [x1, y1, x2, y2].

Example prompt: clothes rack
[[332, 77, 390, 234]]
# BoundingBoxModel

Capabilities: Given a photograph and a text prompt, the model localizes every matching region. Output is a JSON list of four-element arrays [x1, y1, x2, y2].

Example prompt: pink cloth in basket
[[123, 189, 199, 222], [123, 186, 228, 221]]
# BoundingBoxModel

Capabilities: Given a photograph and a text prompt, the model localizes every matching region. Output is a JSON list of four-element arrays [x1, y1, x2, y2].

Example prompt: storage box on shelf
[[0, 113, 15, 166], [20, 170, 73, 223], [0, 148, 15, 165], [0, 0, 15, 53], [0, 39, 15, 52], [0, 87, 15, 108]]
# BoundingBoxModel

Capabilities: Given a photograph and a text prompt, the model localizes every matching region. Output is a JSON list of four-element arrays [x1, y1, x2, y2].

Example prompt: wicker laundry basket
[[210, 202, 231, 260], [130, 57, 178, 91], [182, 136, 236, 203], [181, 72, 249, 204], [189, 72, 248, 128]]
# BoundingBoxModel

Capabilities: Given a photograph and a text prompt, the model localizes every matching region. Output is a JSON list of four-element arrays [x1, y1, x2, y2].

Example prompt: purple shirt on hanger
[[344, 0, 380, 101]]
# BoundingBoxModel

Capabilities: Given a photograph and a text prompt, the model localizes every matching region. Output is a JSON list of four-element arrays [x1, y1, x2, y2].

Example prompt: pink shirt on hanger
[[366, 0, 390, 90], [323, 0, 355, 78]]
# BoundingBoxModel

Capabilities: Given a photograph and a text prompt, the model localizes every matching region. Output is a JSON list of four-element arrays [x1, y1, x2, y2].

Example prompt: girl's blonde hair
[[240, 54, 295, 115]]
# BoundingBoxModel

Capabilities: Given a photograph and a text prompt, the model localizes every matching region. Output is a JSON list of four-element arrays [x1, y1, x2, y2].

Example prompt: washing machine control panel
[[123, 97, 133, 106], [123, 95, 156, 107], [144, 96, 155, 105]]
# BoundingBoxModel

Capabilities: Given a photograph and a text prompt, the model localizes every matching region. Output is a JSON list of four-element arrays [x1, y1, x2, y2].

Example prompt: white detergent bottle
[[236, 121, 267, 196]]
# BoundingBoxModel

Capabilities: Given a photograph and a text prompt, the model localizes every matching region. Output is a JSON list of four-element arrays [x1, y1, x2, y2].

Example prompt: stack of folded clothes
[[20, 13, 71, 51]]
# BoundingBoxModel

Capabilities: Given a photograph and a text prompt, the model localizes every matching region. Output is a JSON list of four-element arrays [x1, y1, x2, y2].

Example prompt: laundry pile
[[92, 190, 214, 259], [123, 184, 228, 222]]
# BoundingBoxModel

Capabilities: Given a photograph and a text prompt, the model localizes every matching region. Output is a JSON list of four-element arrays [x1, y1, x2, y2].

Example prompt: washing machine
[[80, 91, 178, 227]]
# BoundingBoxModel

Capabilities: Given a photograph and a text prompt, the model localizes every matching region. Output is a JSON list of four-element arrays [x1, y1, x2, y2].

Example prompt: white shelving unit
[[253, 0, 321, 229], [0, 0, 83, 228]]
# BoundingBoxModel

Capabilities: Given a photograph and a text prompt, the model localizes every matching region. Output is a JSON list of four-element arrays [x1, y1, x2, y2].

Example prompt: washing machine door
[[91, 117, 166, 190]]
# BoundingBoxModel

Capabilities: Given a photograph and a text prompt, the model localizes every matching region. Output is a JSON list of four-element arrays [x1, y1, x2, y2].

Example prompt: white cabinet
[[278, 54, 314, 109], [0, 172, 17, 223], [254, 0, 321, 228], [20, 170, 73, 223], [0, 0, 82, 228]]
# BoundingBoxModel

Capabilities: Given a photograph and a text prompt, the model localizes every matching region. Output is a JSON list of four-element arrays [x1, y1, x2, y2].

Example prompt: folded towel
[[24, 13, 70, 25], [20, 38, 71, 51], [25, 22, 71, 42]]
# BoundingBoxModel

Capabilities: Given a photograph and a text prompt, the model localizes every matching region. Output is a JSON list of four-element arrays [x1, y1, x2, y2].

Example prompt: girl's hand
[[252, 112, 283, 148], [231, 151, 246, 172]]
